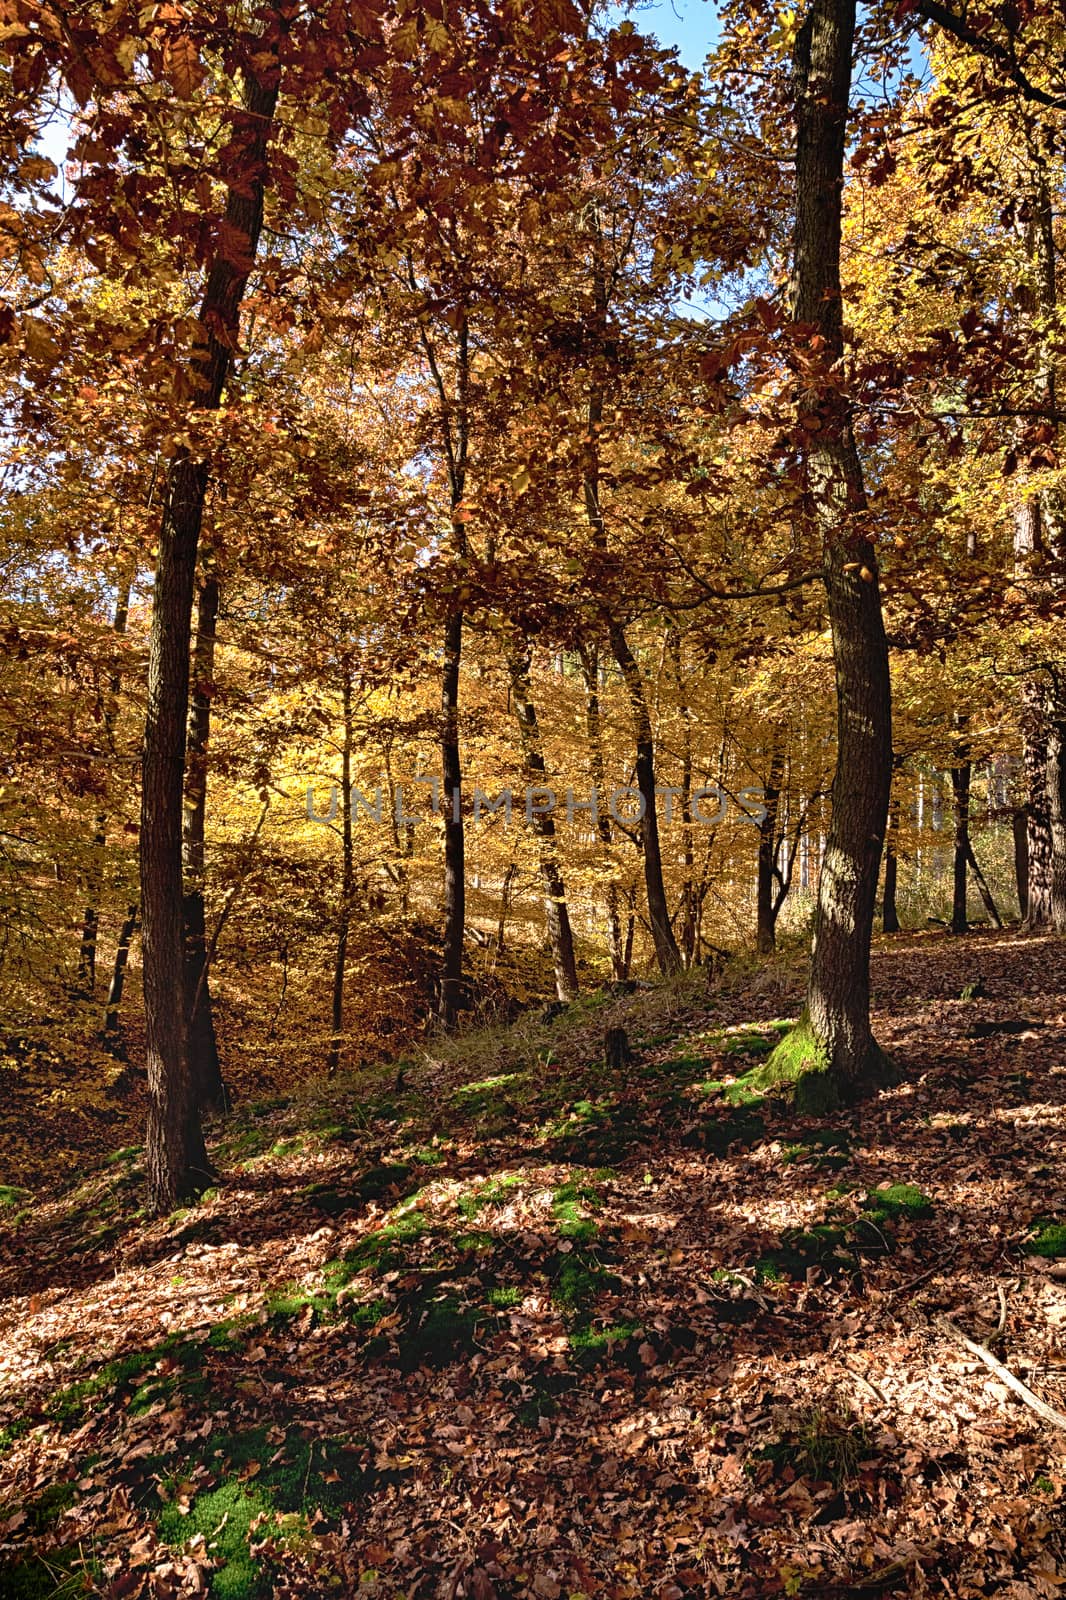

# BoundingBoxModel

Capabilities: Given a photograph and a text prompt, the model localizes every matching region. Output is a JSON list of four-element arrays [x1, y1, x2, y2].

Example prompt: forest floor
[[2, 929, 1066, 1599]]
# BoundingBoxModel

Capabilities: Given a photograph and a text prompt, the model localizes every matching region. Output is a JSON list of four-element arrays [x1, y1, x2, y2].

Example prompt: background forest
[[1, 0, 1064, 1194]]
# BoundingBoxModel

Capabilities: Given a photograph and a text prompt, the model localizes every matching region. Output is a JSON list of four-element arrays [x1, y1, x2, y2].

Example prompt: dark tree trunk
[[440, 605, 466, 1026], [578, 640, 625, 979], [140, 45, 279, 1213], [1021, 679, 1055, 929], [882, 755, 901, 933], [768, 0, 893, 1101], [966, 841, 1003, 928], [669, 628, 697, 967], [104, 902, 138, 1038], [1013, 807, 1030, 920], [182, 574, 227, 1111], [950, 757, 972, 935], [756, 745, 785, 954], [1049, 696, 1066, 933], [606, 620, 681, 976], [496, 861, 519, 955], [327, 664, 355, 1076], [507, 642, 579, 1001], [882, 838, 900, 933]]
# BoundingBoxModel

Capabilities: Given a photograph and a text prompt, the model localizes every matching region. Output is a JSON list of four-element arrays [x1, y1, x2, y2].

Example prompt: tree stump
[[605, 1026, 633, 1071]]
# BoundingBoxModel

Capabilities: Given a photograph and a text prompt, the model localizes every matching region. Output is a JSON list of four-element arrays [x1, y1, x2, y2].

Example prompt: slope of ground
[[1, 929, 1066, 1600]]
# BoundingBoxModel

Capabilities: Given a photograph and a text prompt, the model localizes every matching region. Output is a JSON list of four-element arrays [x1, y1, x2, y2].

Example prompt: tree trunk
[[79, 570, 135, 994], [950, 756, 972, 935], [182, 574, 227, 1110], [506, 641, 579, 1001], [104, 901, 138, 1039], [966, 840, 1003, 929], [440, 604, 466, 1025], [882, 837, 900, 933], [882, 755, 901, 933], [578, 640, 625, 979], [1013, 807, 1030, 920], [1021, 679, 1055, 929], [327, 664, 355, 1075], [1048, 694, 1066, 933], [140, 44, 279, 1213], [756, 744, 785, 954], [669, 628, 697, 967], [606, 619, 681, 975], [768, 0, 893, 1103]]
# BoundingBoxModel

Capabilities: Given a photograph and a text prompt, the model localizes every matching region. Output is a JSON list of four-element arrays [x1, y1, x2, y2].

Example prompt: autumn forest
[[2, 0, 1066, 1595]]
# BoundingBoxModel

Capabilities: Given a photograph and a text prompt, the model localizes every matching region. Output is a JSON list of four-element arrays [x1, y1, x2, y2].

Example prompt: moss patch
[[0, 1547, 95, 1599], [45, 1333, 209, 1426], [864, 1184, 933, 1221], [1026, 1219, 1066, 1258]]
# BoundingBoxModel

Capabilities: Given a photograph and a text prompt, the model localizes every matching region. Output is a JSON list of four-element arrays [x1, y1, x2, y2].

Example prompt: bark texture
[[769, 0, 893, 1099], [141, 45, 280, 1212], [182, 573, 227, 1110]]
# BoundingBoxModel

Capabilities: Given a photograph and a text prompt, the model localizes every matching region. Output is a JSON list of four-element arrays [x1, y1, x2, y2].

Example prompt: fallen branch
[[936, 1314, 1066, 1432]]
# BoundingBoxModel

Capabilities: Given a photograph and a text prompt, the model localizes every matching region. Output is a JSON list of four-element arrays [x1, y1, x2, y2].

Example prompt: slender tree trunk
[[950, 754, 972, 935], [182, 573, 227, 1111], [578, 640, 625, 979], [1049, 694, 1066, 933], [496, 861, 519, 954], [327, 665, 355, 1075], [606, 619, 681, 975], [79, 570, 134, 993], [756, 744, 785, 954], [1021, 678, 1055, 929], [966, 841, 1003, 928], [1013, 807, 1030, 920], [506, 641, 579, 1001], [440, 604, 466, 1024], [768, 0, 893, 1101], [882, 837, 900, 934], [669, 628, 697, 966], [104, 902, 138, 1039], [140, 43, 280, 1213]]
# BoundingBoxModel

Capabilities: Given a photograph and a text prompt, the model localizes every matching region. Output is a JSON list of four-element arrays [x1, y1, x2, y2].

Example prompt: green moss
[[457, 1172, 522, 1220], [865, 1184, 933, 1221], [0, 1417, 30, 1454], [45, 1333, 205, 1425], [754, 1016, 835, 1111], [486, 1285, 522, 1309], [0, 1184, 31, 1208], [411, 1147, 445, 1166], [160, 1478, 271, 1599], [756, 1015, 895, 1113], [20, 1481, 76, 1532], [781, 1127, 852, 1171], [400, 1294, 481, 1369], [339, 1213, 428, 1277], [755, 1224, 852, 1282], [1026, 1219, 1066, 1258], [0, 1547, 94, 1599], [552, 1177, 604, 1243], [568, 1321, 641, 1365], [158, 1428, 378, 1595], [454, 1230, 494, 1253], [551, 1251, 618, 1311], [106, 1146, 141, 1166]]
